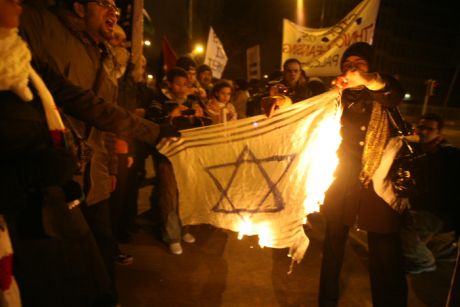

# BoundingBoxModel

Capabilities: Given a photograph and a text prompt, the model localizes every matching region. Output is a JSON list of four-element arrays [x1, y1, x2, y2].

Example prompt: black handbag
[[386, 108, 422, 198]]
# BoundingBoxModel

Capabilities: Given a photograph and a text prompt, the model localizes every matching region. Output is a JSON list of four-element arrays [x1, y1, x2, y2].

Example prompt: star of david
[[204, 145, 296, 218]]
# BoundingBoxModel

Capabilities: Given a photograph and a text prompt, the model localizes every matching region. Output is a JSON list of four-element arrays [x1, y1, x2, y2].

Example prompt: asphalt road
[[116, 195, 455, 307]]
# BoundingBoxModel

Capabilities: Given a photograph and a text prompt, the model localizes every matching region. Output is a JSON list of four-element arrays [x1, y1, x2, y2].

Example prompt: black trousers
[[81, 199, 118, 302], [319, 220, 407, 307]]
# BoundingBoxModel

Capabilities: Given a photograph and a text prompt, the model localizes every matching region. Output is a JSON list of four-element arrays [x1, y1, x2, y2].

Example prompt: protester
[[1, 1, 177, 305], [280, 58, 314, 103], [232, 78, 250, 119], [263, 43, 408, 307], [400, 113, 460, 274], [108, 23, 136, 265], [145, 67, 209, 255], [176, 55, 207, 102], [21, 0, 125, 300], [207, 80, 238, 124], [317, 42, 408, 307], [196, 63, 214, 97]]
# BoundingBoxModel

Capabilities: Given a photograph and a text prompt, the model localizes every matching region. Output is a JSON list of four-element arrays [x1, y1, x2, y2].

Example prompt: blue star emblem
[[204, 145, 296, 217]]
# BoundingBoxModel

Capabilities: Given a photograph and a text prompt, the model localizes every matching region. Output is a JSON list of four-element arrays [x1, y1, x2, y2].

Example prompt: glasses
[[416, 125, 436, 132], [86, 0, 120, 17]]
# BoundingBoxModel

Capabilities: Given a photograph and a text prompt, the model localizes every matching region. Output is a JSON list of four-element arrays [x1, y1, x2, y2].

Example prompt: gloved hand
[[158, 123, 181, 139]]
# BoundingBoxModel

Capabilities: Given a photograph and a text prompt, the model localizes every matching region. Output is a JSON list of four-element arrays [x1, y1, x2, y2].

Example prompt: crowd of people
[[0, 0, 459, 306]]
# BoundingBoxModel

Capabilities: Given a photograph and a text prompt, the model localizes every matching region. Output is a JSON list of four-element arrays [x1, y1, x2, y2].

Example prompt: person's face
[[283, 62, 301, 86], [415, 119, 441, 144], [109, 26, 126, 47], [216, 86, 232, 103], [169, 76, 188, 99], [75, 0, 119, 42], [198, 70, 212, 86], [0, 0, 22, 29], [187, 67, 197, 83], [341, 55, 369, 73]]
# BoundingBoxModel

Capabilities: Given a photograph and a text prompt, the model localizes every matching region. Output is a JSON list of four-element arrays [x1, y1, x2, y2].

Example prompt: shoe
[[169, 242, 183, 255], [115, 253, 134, 265], [406, 263, 437, 274], [182, 233, 196, 243]]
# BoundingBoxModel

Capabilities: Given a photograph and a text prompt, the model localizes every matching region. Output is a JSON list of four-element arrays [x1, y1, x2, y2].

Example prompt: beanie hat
[[340, 42, 374, 71]]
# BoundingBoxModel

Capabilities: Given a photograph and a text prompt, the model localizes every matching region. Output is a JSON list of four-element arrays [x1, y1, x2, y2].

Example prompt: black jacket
[[321, 74, 406, 233]]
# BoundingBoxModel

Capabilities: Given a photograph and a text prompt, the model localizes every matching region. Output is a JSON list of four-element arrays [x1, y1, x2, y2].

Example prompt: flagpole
[[187, 0, 194, 51], [131, 0, 144, 74]]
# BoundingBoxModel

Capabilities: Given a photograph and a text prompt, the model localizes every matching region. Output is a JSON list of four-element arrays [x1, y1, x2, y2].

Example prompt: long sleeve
[[33, 57, 160, 144], [368, 74, 404, 108]]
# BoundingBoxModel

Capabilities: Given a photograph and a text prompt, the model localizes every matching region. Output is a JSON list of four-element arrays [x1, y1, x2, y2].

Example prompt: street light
[[193, 44, 204, 55], [297, 0, 305, 26], [144, 40, 151, 46]]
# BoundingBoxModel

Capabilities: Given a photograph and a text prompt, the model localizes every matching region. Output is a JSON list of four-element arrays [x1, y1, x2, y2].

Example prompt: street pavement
[[116, 118, 460, 307], [116, 183, 456, 307]]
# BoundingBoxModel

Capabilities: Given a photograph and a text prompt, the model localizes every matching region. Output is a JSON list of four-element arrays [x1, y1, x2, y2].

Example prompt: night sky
[[143, 0, 460, 107]]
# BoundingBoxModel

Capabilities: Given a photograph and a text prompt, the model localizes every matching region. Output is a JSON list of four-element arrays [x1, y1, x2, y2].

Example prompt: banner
[[282, 0, 380, 76], [158, 91, 342, 262], [204, 27, 228, 79], [246, 45, 261, 81]]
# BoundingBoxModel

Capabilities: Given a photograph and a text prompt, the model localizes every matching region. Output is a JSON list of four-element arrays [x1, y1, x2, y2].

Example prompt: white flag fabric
[[282, 0, 380, 77], [158, 91, 342, 262], [204, 27, 228, 79]]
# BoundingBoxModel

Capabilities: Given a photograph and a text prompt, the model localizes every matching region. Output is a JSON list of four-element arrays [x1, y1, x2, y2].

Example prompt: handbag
[[386, 107, 422, 198]]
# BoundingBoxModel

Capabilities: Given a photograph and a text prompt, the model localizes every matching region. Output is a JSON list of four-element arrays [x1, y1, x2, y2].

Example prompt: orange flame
[[297, 107, 343, 215], [237, 216, 273, 248]]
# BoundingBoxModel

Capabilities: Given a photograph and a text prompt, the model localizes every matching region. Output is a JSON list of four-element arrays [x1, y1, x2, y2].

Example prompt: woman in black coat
[[319, 42, 408, 307]]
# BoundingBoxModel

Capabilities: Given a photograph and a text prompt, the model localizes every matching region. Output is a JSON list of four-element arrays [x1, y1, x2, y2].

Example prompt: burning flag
[[158, 91, 342, 263]]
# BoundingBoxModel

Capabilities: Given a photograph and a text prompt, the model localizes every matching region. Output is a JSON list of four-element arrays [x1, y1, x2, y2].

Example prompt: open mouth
[[105, 17, 116, 28]]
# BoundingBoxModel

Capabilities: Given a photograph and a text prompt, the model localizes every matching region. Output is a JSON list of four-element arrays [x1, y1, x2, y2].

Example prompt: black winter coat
[[321, 75, 405, 234]]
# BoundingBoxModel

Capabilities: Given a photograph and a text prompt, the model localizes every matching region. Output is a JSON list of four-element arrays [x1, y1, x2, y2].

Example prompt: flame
[[297, 107, 343, 214], [236, 97, 342, 249], [237, 216, 273, 248]]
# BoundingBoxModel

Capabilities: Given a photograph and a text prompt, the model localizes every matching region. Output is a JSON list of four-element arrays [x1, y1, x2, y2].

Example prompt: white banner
[[158, 91, 342, 262], [246, 45, 261, 81], [204, 27, 228, 79], [282, 0, 380, 77]]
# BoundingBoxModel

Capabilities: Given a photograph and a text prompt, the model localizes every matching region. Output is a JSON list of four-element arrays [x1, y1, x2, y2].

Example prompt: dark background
[[120, 0, 460, 109]]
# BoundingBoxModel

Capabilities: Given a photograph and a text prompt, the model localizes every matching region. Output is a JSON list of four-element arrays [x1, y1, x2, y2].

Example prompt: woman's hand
[[261, 95, 292, 118], [332, 70, 383, 91]]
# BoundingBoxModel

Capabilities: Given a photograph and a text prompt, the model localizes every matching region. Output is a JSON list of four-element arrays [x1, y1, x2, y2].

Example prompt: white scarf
[[0, 27, 33, 101], [0, 27, 65, 132]]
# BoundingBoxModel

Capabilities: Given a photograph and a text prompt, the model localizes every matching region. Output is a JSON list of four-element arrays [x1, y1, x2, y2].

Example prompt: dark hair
[[196, 64, 212, 76], [175, 56, 197, 71], [166, 67, 188, 83], [419, 113, 444, 131], [340, 42, 374, 72], [211, 80, 233, 99], [282, 58, 302, 71], [55, 0, 79, 10]]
